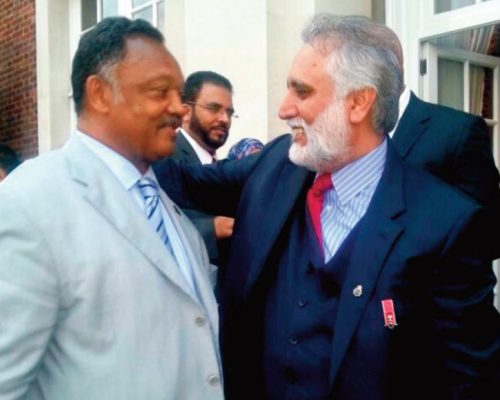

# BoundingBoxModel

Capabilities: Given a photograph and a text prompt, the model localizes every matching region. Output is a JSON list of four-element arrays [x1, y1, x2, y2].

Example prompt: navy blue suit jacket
[[393, 92, 500, 215], [155, 135, 500, 400]]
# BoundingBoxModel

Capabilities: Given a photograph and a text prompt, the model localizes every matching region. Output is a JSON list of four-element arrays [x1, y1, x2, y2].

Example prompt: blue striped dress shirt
[[321, 139, 387, 262]]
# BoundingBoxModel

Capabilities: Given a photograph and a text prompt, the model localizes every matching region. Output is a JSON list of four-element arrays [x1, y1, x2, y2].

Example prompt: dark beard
[[189, 111, 228, 151]]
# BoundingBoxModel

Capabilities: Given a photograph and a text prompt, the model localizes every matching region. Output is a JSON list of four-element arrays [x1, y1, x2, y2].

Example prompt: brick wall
[[0, 0, 37, 160]]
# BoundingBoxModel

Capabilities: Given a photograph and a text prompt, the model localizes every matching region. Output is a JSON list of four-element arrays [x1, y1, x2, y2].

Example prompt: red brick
[[0, 0, 37, 159]]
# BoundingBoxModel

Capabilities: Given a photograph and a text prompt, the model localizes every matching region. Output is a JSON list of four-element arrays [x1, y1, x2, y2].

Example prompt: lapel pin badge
[[352, 285, 363, 297], [381, 299, 398, 329]]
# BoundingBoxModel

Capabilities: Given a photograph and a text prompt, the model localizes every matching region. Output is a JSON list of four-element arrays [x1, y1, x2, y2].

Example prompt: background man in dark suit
[[156, 13, 499, 400], [0, 143, 22, 181], [170, 71, 235, 266], [384, 29, 500, 215]]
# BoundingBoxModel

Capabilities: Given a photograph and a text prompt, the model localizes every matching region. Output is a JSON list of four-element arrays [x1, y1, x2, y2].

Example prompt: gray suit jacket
[[0, 135, 223, 400]]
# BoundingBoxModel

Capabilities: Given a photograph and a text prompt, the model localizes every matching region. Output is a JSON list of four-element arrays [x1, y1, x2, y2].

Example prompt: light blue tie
[[137, 178, 170, 248]]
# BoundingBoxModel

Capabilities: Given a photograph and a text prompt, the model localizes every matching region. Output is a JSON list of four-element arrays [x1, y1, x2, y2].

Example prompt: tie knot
[[310, 173, 332, 196], [137, 177, 159, 199]]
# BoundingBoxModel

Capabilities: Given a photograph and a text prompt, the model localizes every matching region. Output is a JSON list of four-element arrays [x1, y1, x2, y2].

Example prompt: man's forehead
[[119, 37, 183, 83], [197, 83, 233, 101], [287, 45, 330, 85]]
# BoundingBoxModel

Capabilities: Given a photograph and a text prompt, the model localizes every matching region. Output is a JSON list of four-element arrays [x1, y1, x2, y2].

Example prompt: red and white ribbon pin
[[381, 299, 398, 329]]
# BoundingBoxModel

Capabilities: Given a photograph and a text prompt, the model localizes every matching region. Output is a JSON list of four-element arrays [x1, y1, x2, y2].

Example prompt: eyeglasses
[[186, 101, 238, 119]]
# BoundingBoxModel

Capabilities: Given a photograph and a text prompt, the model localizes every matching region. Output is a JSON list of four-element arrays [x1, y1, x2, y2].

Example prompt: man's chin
[[288, 143, 315, 170]]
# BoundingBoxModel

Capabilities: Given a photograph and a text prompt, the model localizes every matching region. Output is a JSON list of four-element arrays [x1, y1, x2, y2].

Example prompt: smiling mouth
[[291, 126, 305, 140]]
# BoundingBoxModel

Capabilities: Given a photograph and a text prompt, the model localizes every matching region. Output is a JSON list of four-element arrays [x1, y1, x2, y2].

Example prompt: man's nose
[[167, 91, 186, 117], [278, 94, 299, 120]]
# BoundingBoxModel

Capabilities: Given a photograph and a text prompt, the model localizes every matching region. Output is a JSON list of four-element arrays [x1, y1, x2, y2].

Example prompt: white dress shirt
[[388, 86, 411, 138], [179, 128, 216, 164]]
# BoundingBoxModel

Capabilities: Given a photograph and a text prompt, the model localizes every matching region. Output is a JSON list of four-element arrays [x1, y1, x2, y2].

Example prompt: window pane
[[82, 0, 97, 30], [158, 1, 165, 33], [438, 58, 464, 111], [101, 0, 119, 18], [132, 6, 153, 24], [470, 65, 493, 118], [133, 0, 151, 7], [435, 0, 475, 14]]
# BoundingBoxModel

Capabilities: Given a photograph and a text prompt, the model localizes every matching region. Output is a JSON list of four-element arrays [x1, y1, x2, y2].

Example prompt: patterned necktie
[[137, 178, 170, 248], [306, 173, 333, 250]]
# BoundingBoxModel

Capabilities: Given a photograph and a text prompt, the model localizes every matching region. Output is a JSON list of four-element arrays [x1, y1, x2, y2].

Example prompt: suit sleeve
[[0, 192, 59, 399], [154, 151, 259, 217], [429, 206, 500, 398], [181, 208, 219, 262], [453, 116, 500, 216]]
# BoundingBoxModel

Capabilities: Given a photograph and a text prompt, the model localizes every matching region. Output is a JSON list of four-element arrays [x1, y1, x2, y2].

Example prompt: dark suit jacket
[[393, 92, 500, 214], [167, 132, 220, 263], [155, 135, 500, 400]]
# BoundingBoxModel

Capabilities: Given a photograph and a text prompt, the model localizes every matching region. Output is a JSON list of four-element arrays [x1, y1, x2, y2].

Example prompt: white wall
[[36, 0, 72, 153], [37, 0, 372, 155], [167, 0, 372, 155]]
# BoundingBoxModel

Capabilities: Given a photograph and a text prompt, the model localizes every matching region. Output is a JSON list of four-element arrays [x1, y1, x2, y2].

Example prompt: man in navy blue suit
[[155, 13, 499, 400], [384, 28, 500, 217]]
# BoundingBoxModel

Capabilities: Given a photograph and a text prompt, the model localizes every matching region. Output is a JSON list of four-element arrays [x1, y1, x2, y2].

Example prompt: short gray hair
[[301, 14, 403, 135]]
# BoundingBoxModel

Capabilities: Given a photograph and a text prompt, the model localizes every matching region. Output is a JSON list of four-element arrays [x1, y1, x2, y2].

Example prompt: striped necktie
[[137, 177, 170, 248]]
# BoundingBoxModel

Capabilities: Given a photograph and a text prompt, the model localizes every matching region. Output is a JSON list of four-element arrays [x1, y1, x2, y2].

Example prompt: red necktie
[[306, 173, 333, 250]]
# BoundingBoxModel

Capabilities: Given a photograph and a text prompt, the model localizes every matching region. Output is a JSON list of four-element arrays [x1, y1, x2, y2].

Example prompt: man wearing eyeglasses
[[159, 70, 235, 269]]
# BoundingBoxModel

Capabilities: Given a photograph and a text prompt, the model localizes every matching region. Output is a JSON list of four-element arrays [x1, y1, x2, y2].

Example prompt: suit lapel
[[329, 144, 406, 387], [392, 92, 430, 159], [159, 189, 219, 324], [175, 131, 203, 164], [244, 161, 313, 296], [64, 136, 196, 299]]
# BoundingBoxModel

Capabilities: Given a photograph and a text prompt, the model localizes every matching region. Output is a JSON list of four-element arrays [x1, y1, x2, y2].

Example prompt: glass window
[[438, 58, 464, 110], [470, 65, 493, 118], [133, 0, 151, 7], [132, 6, 153, 23], [158, 0, 165, 32], [434, 0, 475, 14], [101, 0, 119, 18], [81, 1, 97, 30]]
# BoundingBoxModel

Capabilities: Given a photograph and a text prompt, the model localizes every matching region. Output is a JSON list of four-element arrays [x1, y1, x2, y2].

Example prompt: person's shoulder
[[0, 149, 67, 210], [415, 96, 482, 124], [259, 133, 291, 156], [402, 158, 479, 213]]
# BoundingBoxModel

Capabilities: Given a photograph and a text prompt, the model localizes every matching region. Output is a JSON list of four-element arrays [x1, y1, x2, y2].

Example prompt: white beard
[[288, 97, 351, 172]]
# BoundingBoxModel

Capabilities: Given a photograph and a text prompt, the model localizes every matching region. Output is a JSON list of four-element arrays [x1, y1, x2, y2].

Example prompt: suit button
[[298, 299, 308, 307], [289, 336, 299, 345], [207, 374, 220, 386], [195, 316, 206, 326]]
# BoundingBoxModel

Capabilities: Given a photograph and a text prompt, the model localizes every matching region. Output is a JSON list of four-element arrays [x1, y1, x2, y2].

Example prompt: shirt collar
[[179, 128, 216, 165], [331, 138, 387, 206], [76, 130, 155, 190], [388, 86, 411, 138]]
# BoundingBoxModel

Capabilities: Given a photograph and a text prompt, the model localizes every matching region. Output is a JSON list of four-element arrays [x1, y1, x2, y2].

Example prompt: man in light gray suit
[[0, 17, 223, 400]]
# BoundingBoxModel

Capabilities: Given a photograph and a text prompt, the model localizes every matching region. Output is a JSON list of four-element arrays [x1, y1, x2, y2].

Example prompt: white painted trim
[[420, 0, 500, 39]]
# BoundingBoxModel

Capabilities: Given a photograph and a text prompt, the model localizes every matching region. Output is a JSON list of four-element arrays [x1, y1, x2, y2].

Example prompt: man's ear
[[182, 103, 191, 125], [346, 87, 377, 125], [84, 75, 114, 114]]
